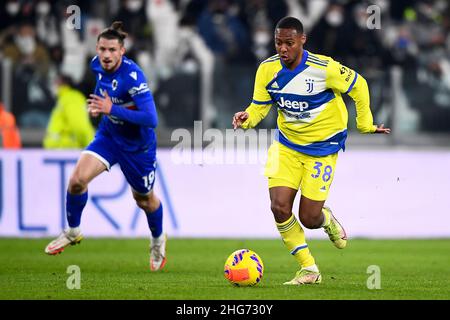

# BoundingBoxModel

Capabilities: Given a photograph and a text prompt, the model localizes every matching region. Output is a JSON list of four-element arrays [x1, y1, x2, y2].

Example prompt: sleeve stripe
[[307, 55, 328, 65], [252, 99, 273, 105], [261, 56, 280, 64], [307, 59, 328, 67], [345, 73, 358, 94]]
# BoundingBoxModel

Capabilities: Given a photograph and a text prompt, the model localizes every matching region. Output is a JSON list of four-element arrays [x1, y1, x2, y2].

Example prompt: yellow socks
[[276, 214, 315, 268]]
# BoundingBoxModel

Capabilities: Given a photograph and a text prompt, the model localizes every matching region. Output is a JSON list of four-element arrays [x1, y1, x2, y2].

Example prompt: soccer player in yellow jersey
[[233, 17, 391, 285]]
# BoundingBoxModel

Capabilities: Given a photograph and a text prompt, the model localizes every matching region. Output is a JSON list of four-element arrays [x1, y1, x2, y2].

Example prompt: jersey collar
[[280, 49, 309, 73]]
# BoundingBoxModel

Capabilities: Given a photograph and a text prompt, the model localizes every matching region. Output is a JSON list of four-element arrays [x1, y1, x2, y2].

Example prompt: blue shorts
[[83, 134, 157, 195]]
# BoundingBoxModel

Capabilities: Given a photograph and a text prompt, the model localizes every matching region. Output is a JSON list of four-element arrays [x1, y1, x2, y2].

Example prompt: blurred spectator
[[285, 0, 328, 32], [2, 21, 50, 77], [172, 9, 217, 127], [115, 0, 152, 61], [391, 0, 450, 131], [239, 0, 273, 62], [0, 101, 22, 149], [307, 3, 352, 61], [2, 21, 54, 128], [0, 1, 22, 29], [59, 3, 89, 84], [35, 0, 62, 66], [43, 74, 94, 149], [146, 0, 179, 81], [197, 0, 254, 64]]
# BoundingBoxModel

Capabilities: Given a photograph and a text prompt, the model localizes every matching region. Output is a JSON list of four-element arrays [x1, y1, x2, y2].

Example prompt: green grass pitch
[[0, 238, 449, 300]]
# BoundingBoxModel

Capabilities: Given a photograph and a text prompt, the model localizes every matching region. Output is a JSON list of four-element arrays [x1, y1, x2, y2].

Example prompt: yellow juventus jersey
[[242, 50, 377, 156]]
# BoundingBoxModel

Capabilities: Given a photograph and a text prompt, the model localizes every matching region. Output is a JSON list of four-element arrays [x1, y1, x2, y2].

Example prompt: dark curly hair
[[97, 21, 128, 45]]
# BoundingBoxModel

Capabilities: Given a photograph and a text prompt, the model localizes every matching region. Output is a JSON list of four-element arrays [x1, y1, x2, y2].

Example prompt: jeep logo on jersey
[[112, 79, 118, 91], [128, 83, 149, 96], [305, 79, 314, 93], [277, 97, 309, 111]]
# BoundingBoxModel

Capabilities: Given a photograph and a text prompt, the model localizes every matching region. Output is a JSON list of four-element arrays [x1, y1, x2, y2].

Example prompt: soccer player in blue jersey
[[45, 22, 166, 271], [233, 17, 390, 284]]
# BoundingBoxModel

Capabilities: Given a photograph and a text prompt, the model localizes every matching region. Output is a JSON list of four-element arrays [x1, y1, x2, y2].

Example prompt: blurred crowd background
[[0, 0, 449, 148]]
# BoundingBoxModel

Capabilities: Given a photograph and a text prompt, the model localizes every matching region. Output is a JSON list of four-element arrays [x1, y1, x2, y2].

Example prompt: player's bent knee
[[135, 198, 148, 210], [136, 200, 158, 213], [68, 175, 88, 194], [135, 194, 160, 213], [132, 187, 160, 211], [270, 201, 292, 222], [299, 213, 322, 229]]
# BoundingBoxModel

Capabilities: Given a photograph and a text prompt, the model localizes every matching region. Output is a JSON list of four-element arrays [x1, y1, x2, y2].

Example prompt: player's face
[[96, 37, 125, 73], [275, 28, 306, 68]]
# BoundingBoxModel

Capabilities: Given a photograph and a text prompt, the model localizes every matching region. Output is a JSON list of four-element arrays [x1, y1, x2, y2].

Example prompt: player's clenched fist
[[232, 111, 249, 129]]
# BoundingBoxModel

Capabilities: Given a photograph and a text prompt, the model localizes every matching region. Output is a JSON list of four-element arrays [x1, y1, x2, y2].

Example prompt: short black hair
[[275, 17, 304, 34], [97, 21, 127, 45]]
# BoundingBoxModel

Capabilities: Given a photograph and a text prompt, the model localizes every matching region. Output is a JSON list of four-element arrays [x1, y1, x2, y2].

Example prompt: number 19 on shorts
[[142, 171, 155, 191]]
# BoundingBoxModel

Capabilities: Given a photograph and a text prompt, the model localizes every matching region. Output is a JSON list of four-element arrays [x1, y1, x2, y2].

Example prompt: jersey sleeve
[[91, 57, 102, 96], [93, 81, 101, 96], [109, 69, 158, 127], [241, 63, 273, 129], [325, 59, 358, 94], [326, 60, 377, 134]]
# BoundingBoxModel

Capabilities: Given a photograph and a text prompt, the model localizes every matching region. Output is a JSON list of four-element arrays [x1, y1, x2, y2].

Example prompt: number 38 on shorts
[[264, 142, 338, 201]]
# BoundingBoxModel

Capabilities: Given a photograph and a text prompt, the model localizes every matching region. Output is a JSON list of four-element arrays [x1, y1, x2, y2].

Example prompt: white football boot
[[323, 206, 347, 249], [45, 228, 83, 255], [150, 233, 167, 271]]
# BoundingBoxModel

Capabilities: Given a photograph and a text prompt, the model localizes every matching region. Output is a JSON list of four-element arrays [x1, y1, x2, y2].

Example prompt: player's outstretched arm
[[374, 123, 391, 134], [232, 111, 249, 129]]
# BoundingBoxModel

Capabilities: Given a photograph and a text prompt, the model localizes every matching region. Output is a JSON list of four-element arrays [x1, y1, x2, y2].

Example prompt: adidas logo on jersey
[[271, 82, 279, 89]]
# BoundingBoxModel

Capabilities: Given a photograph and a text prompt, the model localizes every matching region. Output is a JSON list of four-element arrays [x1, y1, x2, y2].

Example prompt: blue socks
[[66, 191, 88, 228], [66, 190, 163, 237], [146, 203, 163, 238]]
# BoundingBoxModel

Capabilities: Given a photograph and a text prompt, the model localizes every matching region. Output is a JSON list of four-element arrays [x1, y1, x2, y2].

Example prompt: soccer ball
[[224, 249, 264, 287]]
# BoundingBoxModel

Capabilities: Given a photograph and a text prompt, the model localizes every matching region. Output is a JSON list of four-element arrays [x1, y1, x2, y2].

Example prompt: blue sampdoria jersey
[[91, 55, 158, 153]]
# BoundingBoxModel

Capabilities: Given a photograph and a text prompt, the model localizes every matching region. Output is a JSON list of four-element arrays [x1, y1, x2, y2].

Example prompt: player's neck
[[286, 49, 304, 71], [106, 56, 124, 74]]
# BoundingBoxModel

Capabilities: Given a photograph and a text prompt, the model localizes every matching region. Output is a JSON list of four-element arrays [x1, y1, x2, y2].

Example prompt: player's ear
[[300, 33, 307, 46], [120, 45, 126, 55]]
